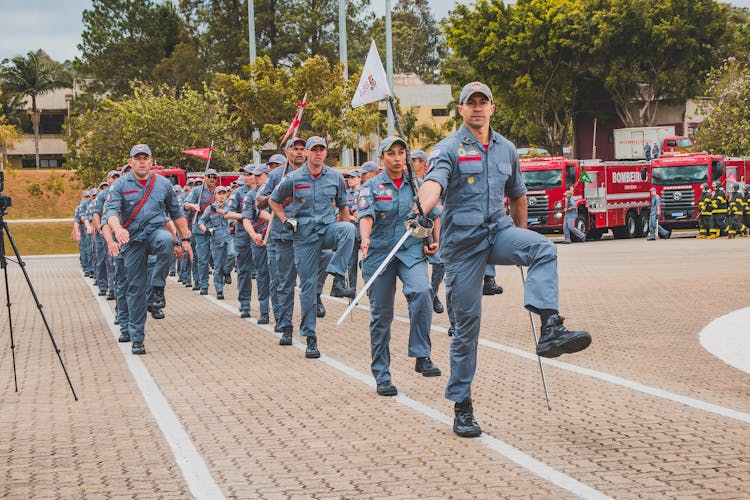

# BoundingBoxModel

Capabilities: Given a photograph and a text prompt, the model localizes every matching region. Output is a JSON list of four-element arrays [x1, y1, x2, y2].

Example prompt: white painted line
[[700, 306, 750, 376], [191, 280, 610, 499], [87, 281, 225, 500], [321, 293, 750, 425]]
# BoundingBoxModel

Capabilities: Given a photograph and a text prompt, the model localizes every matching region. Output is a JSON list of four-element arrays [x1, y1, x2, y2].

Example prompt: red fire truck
[[154, 166, 187, 187], [648, 152, 725, 233], [521, 157, 651, 240], [724, 157, 749, 187]]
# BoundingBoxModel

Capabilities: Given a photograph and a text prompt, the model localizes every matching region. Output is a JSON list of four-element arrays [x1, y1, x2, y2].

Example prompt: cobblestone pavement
[[1, 234, 748, 499]]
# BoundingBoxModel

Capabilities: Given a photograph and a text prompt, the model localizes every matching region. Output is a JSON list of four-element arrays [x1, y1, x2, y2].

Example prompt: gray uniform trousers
[[80, 230, 93, 273], [444, 225, 558, 402], [274, 240, 333, 330], [194, 233, 211, 289], [94, 233, 108, 291], [266, 241, 281, 322], [364, 259, 433, 384], [210, 236, 228, 293], [113, 255, 129, 336], [294, 222, 355, 337], [235, 239, 254, 312], [122, 228, 173, 343], [251, 243, 271, 315]]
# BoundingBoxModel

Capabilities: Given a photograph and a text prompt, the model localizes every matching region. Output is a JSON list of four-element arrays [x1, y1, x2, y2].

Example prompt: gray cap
[[253, 164, 271, 175], [107, 169, 120, 179], [173, 184, 183, 192], [360, 161, 379, 173], [97, 181, 109, 190], [379, 135, 408, 155], [186, 178, 195, 185], [268, 153, 286, 165], [215, 185, 229, 193], [411, 149, 427, 161], [242, 164, 255, 174], [459, 81, 493, 104], [204, 168, 218, 176], [129, 144, 152, 157], [306, 136, 327, 149], [343, 169, 361, 178], [121, 164, 132, 173], [285, 137, 306, 149]]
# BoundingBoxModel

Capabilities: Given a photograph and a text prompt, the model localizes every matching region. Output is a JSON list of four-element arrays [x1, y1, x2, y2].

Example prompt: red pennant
[[182, 147, 214, 160]]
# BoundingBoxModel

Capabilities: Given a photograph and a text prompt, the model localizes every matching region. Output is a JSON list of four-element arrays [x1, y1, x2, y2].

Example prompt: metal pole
[[519, 266, 552, 411], [248, 0, 261, 163], [340, 0, 353, 166], [385, 0, 394, 135]]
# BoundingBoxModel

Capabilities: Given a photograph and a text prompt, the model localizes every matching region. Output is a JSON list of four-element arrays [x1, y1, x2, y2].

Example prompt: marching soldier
[[178, 178, 195, 287], [696, 183, 712, 239], [224, 166, 257, 317], [708, 180, 728, 239], [269, 136, 356, 358], [358, 136, 442, 397], [199, 185, 231, 298], [344, 168, 362, 289], [184, 169, 218, 294], [417, 82, 591, 437], [104, 144, 192, 354]]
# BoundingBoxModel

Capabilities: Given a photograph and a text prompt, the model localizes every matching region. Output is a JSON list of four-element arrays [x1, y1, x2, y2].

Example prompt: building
[[4, 87, 75, 169]]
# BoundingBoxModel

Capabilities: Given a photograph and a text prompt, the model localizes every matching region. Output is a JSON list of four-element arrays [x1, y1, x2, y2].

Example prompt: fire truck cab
[[648, 152, 724, 231], [521, 157, 579, 233], [153, 166, 187, 187]]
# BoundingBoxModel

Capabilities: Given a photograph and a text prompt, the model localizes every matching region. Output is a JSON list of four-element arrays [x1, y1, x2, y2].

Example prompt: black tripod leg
[[1, 235, 18, 392], [2, 221, 78, 401]]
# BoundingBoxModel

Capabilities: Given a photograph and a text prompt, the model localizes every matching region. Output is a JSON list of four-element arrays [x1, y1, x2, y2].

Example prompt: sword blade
[[336, 229, 412, 325]]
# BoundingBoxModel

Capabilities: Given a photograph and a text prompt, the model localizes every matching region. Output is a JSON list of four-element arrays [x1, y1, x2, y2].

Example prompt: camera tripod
[[1, 208, 78, 400]]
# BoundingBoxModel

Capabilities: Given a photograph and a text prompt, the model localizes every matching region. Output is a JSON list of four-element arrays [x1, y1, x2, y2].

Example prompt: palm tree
[[1, 51, 69, 168]]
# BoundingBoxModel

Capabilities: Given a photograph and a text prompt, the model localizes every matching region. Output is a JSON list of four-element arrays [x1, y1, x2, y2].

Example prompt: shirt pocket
[[323, 185, 338, 199], [373, 196, 394, 214], [294, 185, 312, 199], [456, 157, 484, 194]]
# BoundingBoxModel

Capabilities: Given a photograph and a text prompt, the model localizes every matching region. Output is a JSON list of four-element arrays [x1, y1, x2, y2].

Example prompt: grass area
[[2, 169, 82, 220], [3, 222, 79, 256]]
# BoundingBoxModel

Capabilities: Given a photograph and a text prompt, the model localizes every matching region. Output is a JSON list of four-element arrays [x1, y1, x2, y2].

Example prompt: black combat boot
[[131, 341, 146, 355], [330, 274, 355, 298], [536, 314, 591, 358], [150, 308, 165, 320], [316, 294, 326, 317], [258, 313, 270, 325], [305, 335, 320, 358], [376, 381, 398, 396], [415, 357, 442, 377], [453, 398, 481, 438], [279, 328, 293, 346], [433, 296, 444, 314], [118, 332, 130, 343], [152, 286, 166, 308], [482, 276, 503, 295]]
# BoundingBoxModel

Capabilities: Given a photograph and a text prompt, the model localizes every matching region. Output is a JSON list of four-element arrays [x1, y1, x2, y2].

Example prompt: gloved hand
[[283, 218, 298, 233]]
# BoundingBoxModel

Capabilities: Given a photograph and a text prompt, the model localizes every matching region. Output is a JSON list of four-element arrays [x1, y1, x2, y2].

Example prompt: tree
[[76, 0, 180, 95], [369, 0, 448, 83], [694, 57, 750, 155], [444, 0, 591, 154], [0, 89, 20, 170], [1, 51, 71, 168], [214, 56, 381, 160], [587, 0, 734, 127], [65, 83, 240, 185]]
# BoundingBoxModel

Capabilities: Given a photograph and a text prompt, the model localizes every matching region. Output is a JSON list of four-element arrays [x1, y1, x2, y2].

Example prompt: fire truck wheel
[[624, 211, 638, 239], [639, 212, 650, 238], [574, 214, 588, 240]]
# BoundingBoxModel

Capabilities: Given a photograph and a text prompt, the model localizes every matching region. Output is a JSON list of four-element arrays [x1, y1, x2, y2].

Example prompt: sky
[[1, 0, 749, 63]]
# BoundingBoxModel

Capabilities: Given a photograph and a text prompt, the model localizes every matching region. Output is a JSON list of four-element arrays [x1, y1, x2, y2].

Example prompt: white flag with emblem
[[351, 40, 391, 108]]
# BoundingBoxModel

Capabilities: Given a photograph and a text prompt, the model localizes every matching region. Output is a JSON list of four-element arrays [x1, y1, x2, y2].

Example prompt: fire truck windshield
[[651, 165, 708, 185], [521, 169, 562, 189]]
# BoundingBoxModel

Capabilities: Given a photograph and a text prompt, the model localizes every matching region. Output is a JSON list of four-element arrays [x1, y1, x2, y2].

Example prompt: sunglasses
[[206, 174, 217, 179]]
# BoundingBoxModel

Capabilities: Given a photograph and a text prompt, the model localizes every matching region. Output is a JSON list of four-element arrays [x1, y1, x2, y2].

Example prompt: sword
[[336, 229, 412, 325]]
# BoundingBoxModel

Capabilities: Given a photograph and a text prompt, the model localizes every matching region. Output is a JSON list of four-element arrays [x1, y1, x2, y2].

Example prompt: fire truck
[[521, 157, 651, 240], [724, 157, 749, 187], [154, 166, 187, 187], [648, 152, 725, 233]]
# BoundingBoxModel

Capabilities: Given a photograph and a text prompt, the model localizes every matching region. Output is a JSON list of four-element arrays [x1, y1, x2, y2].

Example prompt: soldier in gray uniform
[[79, 190, 95, 278], [269, 136, 356, 358], [344, 168, 362, 290], [184, 169, 218, 294], [224, 165, 256, 316], [418, 82, 591, 437], [258, 139, 332, 341], [358, 136, 442, 397], [105, 144, 192, 354], [199, 185, 231, 298]]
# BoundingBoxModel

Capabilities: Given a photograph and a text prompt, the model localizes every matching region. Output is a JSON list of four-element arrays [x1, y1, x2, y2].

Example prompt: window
[[21, 158, 66, 168], [431, 108, 448, 117], [19, 113, 65, 134]]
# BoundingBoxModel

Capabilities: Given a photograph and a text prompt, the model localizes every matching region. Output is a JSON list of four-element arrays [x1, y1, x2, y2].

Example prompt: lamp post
[[248, 0, 261, 163], [340, 0, 353, 166]]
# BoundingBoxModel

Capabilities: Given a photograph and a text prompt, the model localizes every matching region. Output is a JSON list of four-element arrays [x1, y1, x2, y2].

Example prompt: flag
[[182, 147, 214, 160], [279, 100, 307, 148], [579, 170, 592, 183], [351, 40, 391, 108]]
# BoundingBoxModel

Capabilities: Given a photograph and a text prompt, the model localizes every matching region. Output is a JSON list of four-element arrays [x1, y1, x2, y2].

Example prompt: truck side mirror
[[711, 161, 724, 181], [641, 167, 648, 181], [566, 165, 576, 186]]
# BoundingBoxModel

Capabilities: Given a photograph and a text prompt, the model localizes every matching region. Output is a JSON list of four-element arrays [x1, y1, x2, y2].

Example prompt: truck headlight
[[554, 200, 562, 209], [554, 212, 562, 220]]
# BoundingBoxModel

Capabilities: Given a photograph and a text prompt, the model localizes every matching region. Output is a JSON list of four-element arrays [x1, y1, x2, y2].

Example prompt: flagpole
[[190, 140, 215, 226], [385, 0, 394, 135]]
